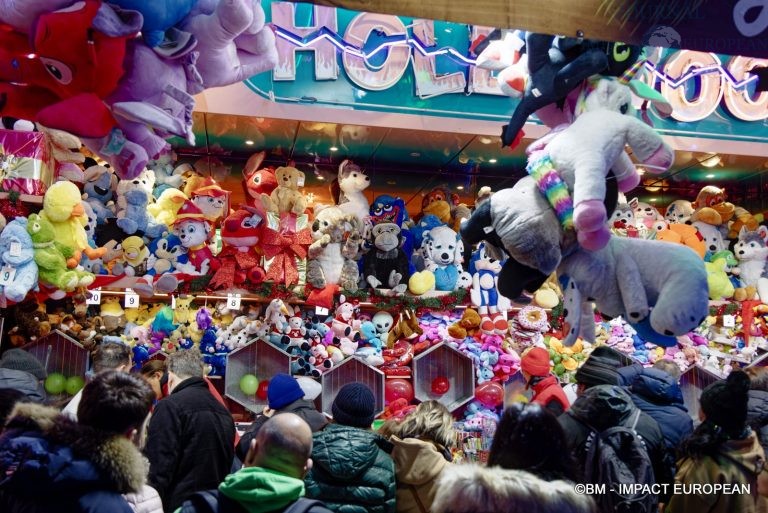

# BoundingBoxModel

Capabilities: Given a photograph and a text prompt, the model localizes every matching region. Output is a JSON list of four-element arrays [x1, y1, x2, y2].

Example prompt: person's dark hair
[[0, 388, 27, 425], [682, 371, 751, 460], [746, 367, 768, 392], [92, 342, 131, 373], [140, 359, 166, 377], [488, 402, 579, 482], [78, 370, 154, 434]]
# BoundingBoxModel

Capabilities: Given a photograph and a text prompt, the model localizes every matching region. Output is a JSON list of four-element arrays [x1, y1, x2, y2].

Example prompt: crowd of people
[[0, 343, 768, 513]]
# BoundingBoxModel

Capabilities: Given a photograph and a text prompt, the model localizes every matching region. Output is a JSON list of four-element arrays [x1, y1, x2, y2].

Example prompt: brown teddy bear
[[387, 309, 423, 347], [262, 166, 307, 215], [448, 308, 482, 339]]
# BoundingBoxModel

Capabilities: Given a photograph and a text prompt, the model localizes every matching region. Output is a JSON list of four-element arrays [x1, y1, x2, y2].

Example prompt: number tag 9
[[125, 289, 140, 309]]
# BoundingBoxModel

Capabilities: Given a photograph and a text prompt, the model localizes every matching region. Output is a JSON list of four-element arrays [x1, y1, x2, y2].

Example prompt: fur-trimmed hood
[[0, 403, 148, 496], [431, 464, 596, 513]]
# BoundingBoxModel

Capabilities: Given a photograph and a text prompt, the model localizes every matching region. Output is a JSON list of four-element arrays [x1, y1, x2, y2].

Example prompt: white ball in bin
[[297, 376, 322, 401]]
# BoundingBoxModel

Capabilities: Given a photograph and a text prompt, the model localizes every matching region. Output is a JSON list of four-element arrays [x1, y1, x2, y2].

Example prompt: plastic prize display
[[225, 339, 292, 413], [679, 365, 721, 421], [320, 356, 385, 418], [22, 330, 89, 398], [412, 343, 474, 411]]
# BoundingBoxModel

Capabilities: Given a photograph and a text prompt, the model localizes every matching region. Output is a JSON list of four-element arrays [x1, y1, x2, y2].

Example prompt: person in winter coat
[[237, 374, 328, 461], [520, 347, 570, 415], [747, 367, 768, 450], [667, 371, 767, 513], [383, 401, 454, 513], [431, 463, 596, 513], [0, 348, 47, 403], [0, 370, 156, 513], [304, 383, 396, 513], [489, 402, 579, 482], [558, 385, 673, 507], [618, 359, 693, 451], [177, 413, 333, 513], [145, 348, 235, 512]]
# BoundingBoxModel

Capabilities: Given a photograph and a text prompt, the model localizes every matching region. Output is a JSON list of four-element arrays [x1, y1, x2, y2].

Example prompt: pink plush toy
[[182, 0, 278, 88]]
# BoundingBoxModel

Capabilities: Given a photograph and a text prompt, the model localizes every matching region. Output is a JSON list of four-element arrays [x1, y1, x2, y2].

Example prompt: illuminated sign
[[245, 1, 768, 140]]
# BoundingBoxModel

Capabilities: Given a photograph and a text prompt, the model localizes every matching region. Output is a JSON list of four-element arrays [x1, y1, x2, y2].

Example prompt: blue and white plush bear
[[83, 165, 117, 225], [0, 218, 38, 302]]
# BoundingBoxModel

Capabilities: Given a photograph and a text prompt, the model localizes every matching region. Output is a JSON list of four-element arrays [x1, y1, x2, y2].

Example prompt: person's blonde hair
[[389, 400, 455, 449]]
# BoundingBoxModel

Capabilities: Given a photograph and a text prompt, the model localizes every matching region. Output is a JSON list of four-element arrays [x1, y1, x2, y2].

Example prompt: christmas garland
[[342, 288, 469, 312], [709, 301, 740, 317]]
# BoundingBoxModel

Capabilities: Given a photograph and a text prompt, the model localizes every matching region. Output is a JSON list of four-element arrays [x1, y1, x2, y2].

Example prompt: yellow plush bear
[[261, 166, 307, 215]]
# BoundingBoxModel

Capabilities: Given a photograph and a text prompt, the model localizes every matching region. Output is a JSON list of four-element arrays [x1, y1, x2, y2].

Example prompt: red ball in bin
[[475, 381, 504, 408], [256, 379, 270, 401], [431, 376, 450, 395], [385, 378, 414, 404]]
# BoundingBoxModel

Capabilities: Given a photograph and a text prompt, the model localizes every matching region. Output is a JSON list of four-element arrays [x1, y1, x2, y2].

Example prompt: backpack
[[582, 409, 657, 513], [180, 490, 331, 513]]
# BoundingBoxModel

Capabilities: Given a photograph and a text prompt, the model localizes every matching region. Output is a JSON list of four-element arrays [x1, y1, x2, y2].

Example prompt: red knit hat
[[173, 200, 207, 225], [521, 347, 551, 376]]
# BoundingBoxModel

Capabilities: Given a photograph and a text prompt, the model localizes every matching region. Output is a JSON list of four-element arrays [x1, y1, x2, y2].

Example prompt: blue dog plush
[[0, 218, 38, 302]]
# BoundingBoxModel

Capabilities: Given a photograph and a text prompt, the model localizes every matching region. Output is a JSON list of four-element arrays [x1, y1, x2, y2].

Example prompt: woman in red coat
[[521, 347, 570, 416]]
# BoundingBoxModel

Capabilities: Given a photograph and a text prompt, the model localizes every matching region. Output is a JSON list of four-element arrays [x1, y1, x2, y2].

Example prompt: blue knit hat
[[332, 383, 375, 428], [267, 373, 304, 410]]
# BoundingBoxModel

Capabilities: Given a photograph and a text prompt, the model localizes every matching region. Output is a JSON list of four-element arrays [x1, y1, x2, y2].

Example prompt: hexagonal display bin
[[413, 343, 474, 411], [680, 365, 721, 421], [320, 357, 385, 418], [225, 339, 292, 413], [22, 330, 89, 399]]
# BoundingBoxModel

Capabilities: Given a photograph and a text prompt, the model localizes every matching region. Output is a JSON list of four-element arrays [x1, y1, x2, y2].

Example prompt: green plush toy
[[704, 258, 735, 301], [27, 213, 94, 291]]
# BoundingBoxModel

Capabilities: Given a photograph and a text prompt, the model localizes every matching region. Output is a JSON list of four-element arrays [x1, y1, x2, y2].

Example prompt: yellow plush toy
[[147, 188, 188, 226], [261, 166, 307, 215], [41, 181, 105, 267]]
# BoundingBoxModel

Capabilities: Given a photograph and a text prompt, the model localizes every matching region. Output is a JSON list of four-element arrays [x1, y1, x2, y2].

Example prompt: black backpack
[[582, 409, 657, 513], [180, 490, 332, 513]]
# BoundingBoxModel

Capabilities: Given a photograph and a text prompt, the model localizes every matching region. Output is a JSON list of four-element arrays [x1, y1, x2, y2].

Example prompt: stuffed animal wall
[[333, 160, 370, 226], [704, 258, 736, 301], [243, 151, 278, 206], [733, 226, 768, 302], [630, 198, 663, 230], [0, 217, 38, 302], [692, 221, 726, 256], [82, 165, 117, 224], [27, 213, 94, 291], [210, 206, 266, 289], [420, 186, 471, 232], [469, 243, 511, 335], [664, 200, 694, 225], [173, 201, 219, 275]]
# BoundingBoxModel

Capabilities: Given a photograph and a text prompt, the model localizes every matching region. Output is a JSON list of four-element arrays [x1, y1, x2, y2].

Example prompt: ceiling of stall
[[172, 112, 768, 214]]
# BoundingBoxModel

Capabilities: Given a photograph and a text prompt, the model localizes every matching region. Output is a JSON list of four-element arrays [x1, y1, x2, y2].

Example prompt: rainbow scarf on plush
[[526, 151, 574, 230]]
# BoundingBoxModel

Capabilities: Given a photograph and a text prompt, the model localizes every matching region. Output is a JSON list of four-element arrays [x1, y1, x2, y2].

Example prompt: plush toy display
[[470, 243, 511, 335], [333, 160, 371, 226], [210, 206, 266, 289], [173, 201, 220, 275], [704, 259, 736, 301], [631, 199, 663, 230], [27, 213, 94, 291], [82, 165, 117, 224], [691, 186, 734, 228], [733, 226, 768, 302], [364, 223, 410, 294], [147, 188, 188, 226], [656, 223, 706, 258], [41, 181, 106, 267], [307, 206, 363, 291], [420, 186, 471, 232], [0, 218, 38, 302], [190, 177, 230, 225], [243, 151, 278, 206], [692, 221, 726, 257], [421, 225, 471, 291], [664, 200, 694, 225], [262, 166, 307, 215]]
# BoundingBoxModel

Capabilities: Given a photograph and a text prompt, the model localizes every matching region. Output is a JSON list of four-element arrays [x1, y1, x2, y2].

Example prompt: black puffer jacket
[[145, 377, 235, 512], [747, 389, 768, 450], [559, 385, 674, 499], [304, 424, 396, 513], [236, 399, 328, 461]]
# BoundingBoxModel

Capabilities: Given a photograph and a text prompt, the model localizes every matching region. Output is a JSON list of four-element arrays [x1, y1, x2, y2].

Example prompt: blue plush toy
[[147, 232, 186, 275], [0, 218, 38, 302], [117, 189, 167, 238], [358, 321, 382, 350], [83, 165, 117, 225]]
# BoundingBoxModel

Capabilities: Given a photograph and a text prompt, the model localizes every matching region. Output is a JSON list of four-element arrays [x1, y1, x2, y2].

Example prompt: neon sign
[[263, 2, 768, 125]]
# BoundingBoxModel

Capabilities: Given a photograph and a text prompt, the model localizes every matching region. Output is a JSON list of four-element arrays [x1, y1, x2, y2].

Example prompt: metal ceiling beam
[[291, 0, 768, 58]]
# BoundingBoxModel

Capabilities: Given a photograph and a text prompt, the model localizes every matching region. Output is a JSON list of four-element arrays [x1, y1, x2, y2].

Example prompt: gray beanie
[[0, 349, 47, 380]]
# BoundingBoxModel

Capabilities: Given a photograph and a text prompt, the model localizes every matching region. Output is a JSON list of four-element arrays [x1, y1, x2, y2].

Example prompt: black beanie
[[700, 370, 750, 436], [331, 383, 375, 428], [575, 348, 623, 388], [0, 349, 47, 380]]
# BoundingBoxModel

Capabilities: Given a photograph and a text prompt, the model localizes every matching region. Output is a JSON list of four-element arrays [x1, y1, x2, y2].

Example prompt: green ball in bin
[[65, 376, 85, 396], [44, 373, 67, 395], [239, 374, 259, 395]]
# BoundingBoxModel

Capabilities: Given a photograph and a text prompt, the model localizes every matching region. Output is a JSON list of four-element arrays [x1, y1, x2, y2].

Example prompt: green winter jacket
[[304, 424, 396, 513]]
